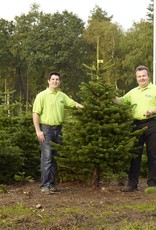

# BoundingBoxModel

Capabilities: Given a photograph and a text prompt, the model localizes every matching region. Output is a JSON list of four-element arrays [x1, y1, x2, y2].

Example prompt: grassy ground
[[0, 179, 156, 229]]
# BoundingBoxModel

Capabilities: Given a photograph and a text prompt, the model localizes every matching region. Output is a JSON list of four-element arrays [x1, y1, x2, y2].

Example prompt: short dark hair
[[135, 65, 149, 76], [48, 71, 60, 80]]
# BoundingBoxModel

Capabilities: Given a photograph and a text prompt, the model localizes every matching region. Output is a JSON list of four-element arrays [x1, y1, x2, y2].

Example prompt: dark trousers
[[39, 124, 62, 188], [128, 118, 156, 187]]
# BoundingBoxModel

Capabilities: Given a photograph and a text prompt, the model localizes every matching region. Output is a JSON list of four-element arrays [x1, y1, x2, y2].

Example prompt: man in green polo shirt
[[33, 71, 84, 195], [114, 65, 156, 192]]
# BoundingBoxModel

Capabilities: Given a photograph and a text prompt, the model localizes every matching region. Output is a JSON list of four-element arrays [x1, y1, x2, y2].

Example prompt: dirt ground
[[0, 178, 156, 230]]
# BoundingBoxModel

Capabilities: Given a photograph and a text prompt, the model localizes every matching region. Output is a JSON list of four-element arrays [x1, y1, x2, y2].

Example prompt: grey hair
[[135, 65, 149, 76]]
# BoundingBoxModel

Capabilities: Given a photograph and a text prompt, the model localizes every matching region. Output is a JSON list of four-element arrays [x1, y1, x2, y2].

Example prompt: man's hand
[[76, 103, 84, 109], [36, 130, 45, 143], [144, 110, 153, 117]]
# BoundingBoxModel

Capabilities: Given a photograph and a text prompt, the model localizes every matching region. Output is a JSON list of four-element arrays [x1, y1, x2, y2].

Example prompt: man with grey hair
[[114, 65, 156, 192]]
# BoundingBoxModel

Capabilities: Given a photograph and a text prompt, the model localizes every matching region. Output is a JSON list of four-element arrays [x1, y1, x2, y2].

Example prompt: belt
[[41, 124, 62, 129], [135, 117, 156, 123], [50, 125, 62, 129]]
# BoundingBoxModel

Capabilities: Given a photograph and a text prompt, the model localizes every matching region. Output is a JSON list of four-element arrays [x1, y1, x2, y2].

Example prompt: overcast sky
[[0, 0, 150, 30]]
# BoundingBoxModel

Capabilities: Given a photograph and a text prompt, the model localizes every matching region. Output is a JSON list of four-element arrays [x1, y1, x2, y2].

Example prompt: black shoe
[[49, 186, 62, 194], [121, 185, 138, 192]]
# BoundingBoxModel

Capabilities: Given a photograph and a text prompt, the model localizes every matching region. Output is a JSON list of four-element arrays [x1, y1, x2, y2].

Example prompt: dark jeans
[[39, 124, 62, 188], [128, 118, 156, 187]]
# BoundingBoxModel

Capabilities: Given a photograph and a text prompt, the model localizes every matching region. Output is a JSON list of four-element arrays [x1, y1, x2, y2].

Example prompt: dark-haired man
[[33, 71, 84, 194]]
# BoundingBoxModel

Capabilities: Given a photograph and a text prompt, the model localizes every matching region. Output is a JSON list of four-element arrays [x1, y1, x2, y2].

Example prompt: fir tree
[[55, 61, 143, 188]]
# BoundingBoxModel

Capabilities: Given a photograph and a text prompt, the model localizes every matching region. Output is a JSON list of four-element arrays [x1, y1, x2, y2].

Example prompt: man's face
[[48, 74, 60, 90], [136, 69, 150, 88]]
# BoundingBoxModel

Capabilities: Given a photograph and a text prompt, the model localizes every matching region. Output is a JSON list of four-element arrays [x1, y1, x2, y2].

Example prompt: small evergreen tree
[[12, 113, 40, 180], [0, 103, 24, 183], [0, 91, 40, 183], [55, 62, 142, 188]]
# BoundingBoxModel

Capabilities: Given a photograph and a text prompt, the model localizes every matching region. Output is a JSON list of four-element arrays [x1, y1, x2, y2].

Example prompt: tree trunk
[[92, 165, 100, 189]]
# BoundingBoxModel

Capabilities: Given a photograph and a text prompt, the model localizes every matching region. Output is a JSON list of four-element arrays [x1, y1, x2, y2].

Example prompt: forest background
[[0, 0, 154, 186]]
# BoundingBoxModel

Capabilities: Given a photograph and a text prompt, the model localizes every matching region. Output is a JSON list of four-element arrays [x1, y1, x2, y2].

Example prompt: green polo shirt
[[120, 82, 156, 120], [33, 88, 77, 125]]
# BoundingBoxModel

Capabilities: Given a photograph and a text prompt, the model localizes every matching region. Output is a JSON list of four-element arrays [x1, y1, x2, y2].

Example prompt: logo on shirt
[[145, 94, 152, 98]]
